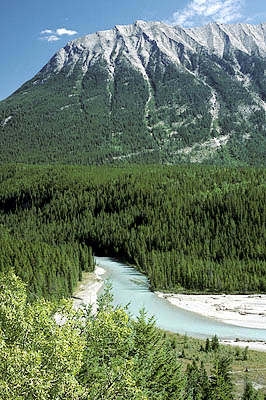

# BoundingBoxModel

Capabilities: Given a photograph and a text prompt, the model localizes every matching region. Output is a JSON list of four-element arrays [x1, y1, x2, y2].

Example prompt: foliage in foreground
[[0, 272, 185, 399], [1, 271, 263, 399]]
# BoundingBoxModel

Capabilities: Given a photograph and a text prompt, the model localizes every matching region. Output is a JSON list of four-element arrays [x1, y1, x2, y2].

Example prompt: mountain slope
[[1, 20, 266, 165]]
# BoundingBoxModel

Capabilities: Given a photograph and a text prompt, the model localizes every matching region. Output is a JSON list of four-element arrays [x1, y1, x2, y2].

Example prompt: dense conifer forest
[[1, 163, 266, 297]]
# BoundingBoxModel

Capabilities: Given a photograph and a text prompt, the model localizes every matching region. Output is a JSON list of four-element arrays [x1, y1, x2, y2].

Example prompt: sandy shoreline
[[220, 339, 266, 352], [156, 292, 266, 351], [72, 266, 105, 313], [155, 292, 266, 329]]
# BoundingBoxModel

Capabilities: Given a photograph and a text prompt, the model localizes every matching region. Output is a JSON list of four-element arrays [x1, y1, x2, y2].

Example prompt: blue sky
[[1, 0, 266, 100]]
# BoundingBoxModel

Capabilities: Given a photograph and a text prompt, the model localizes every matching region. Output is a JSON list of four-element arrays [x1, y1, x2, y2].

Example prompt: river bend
[[96, 257, 266, 341]]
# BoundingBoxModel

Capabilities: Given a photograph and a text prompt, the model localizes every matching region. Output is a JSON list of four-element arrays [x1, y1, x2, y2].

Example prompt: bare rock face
[[1, 21, 266, 165], [186, 22, 266, 57], [40, 21, 266, 75], [37, 21, 266, 79]]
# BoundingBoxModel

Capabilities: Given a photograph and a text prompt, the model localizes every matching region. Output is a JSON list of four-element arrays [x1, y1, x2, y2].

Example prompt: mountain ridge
[[38, 20, 266, 79], [1, 20, 266, 165]]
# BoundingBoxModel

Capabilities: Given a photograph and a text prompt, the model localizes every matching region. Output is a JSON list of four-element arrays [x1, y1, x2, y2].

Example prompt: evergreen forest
[[1, 163, 266, 297], [1, 47, 266, 166]]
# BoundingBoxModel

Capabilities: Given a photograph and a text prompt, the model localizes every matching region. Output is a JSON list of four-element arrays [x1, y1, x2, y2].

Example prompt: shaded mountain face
[[1, 20, 266, 165]]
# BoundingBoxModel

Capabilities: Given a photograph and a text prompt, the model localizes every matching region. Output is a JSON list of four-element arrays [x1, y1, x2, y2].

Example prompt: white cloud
[[39, 27, 78, 42], [56, 28, 78, 36], [40, 29, 54, 35], [45, 35, 60, 42], [167, 0, 244, 27]]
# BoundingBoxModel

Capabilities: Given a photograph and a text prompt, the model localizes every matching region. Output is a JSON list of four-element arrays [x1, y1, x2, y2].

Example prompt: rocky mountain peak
[[40, 20, 266, 80], [1, 20, 266, 166]]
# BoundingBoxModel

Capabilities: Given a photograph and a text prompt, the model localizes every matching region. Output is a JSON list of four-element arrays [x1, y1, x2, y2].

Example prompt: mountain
[[1, 20, 266, 165]]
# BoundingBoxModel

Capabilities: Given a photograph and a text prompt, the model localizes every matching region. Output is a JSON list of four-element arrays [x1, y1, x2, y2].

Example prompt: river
[[96, 256, 266, 341]]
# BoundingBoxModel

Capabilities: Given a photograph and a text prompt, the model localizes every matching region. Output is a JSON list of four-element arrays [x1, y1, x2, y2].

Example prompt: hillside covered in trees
[[1, 163, 266, 297]]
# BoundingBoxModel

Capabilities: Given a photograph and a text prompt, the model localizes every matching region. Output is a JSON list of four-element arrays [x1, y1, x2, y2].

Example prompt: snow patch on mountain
[[2, 116, 12, 127]]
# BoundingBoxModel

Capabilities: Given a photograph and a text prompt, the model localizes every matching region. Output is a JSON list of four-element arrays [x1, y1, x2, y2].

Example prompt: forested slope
[[1, 163, 266, 297]]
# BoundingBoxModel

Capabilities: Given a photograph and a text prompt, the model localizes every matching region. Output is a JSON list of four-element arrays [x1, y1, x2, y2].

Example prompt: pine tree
[[208, 354, 234, 400], [211, 334, 220, 352], [242, 380, 260, 400]]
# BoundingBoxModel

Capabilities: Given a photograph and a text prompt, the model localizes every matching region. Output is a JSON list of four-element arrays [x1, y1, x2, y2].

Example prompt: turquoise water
[[96, 257, 266, 340]]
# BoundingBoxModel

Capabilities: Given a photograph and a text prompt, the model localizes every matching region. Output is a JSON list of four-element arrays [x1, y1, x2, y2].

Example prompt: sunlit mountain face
[[1, 20, 266, 165]]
